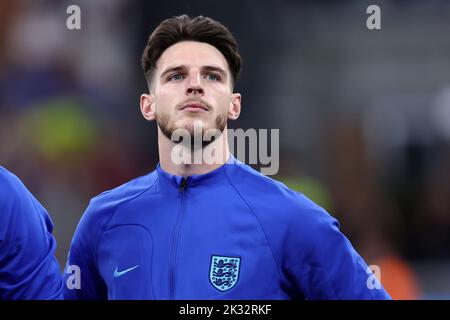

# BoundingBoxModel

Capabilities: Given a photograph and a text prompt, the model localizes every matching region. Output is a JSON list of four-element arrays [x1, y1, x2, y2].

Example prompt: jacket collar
[[155, 154, 237, 189]]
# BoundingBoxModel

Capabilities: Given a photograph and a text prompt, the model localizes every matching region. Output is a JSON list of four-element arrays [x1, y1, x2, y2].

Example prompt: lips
[[180, 102, 209, 112]]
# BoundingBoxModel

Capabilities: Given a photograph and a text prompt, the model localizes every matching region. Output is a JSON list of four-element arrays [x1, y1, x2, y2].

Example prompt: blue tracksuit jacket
[[63, 156, 391, 300], [0, 166, 63, 299]]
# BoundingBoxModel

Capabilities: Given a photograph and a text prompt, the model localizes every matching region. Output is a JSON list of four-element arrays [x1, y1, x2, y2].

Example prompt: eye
[[168, 73, 184, 81], [206, 73, 221, 81]]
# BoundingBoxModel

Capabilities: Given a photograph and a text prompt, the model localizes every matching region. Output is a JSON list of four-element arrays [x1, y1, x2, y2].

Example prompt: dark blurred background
[[1, 0, 449, 299]]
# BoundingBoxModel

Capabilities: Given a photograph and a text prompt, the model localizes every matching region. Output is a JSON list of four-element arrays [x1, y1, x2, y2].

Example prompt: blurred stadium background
[[1, 0, 449, 299]]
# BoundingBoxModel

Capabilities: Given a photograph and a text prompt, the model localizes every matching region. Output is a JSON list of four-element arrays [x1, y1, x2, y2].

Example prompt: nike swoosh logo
[[114, 265, 139, 277]]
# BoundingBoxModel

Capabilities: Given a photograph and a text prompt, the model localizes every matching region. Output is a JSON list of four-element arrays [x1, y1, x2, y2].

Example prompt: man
[[0, 166, 63, 299], [63, 15, 391, 300]]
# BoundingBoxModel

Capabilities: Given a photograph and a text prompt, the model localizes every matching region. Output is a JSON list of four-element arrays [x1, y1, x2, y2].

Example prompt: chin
[[178, 118, 212, 130]]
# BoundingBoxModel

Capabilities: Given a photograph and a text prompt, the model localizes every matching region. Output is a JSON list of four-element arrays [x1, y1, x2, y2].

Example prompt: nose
[[186, 72, 204, 95]]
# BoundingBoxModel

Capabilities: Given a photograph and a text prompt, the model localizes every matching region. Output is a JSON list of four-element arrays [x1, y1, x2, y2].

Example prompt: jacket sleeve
[[63, 198, 108, 300], [285, 195, 392, 300], [0, 173, 63, 300]]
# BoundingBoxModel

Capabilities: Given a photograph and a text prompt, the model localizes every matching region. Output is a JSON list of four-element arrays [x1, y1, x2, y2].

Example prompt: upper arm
[[63, 200, 107, 300], [284, 199, 391, 300], [0, 175, 63, 300]]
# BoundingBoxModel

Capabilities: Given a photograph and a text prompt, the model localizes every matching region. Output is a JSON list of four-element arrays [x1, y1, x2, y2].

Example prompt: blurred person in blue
[[64, 15, 391, 300], [0, 166, 63, 299]]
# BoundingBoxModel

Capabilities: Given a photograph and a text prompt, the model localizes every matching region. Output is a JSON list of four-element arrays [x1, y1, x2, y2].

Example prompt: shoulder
[[0, 167, 36, 231], [0, 167, 56, 253], [224, 160, 334, 229], [88, 170, 157, 216], [73, 170, 158, 242], [223, 160, 342, 271], [0, 166, 28, 202]]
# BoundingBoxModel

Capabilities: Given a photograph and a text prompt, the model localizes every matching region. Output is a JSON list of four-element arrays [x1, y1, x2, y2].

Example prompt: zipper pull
[[179, 178, 187, 192]]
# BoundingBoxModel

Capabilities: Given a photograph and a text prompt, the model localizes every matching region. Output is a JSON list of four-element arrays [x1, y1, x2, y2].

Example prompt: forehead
[[156, 41, 229, 73]]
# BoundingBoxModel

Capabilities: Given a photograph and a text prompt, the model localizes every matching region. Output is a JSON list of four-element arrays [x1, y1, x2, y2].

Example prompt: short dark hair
[[141, 15, 242, 88]]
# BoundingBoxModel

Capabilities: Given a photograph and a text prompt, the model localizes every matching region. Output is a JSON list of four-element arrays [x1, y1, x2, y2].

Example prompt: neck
[[158, 127, 230, 177]]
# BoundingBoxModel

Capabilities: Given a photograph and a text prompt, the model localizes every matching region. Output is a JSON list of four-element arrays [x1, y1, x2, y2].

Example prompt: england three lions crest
[[209, 255, 241, 292]]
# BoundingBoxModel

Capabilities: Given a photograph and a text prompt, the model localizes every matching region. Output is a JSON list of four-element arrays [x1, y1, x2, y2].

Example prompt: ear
[[228, 93, 241, 120], [140, 93, 156, 121]]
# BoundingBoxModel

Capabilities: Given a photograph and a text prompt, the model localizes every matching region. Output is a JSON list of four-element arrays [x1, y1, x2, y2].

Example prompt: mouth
[[180, 102, 209, 113]]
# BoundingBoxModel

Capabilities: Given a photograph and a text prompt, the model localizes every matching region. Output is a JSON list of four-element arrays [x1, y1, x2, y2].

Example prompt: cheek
[[154, 92, 177, 113], [211, 88, 232, 110], [217, 98, 233, 114]]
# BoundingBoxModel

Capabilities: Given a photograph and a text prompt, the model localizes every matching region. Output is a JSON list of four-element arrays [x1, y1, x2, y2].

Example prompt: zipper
[[169, 177, 187, 299]]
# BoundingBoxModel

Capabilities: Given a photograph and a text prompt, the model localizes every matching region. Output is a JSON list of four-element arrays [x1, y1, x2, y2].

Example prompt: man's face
[[142, 41, 241, 145]]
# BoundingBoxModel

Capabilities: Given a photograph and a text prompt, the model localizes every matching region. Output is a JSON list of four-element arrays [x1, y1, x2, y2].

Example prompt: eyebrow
[[160, 65, 186, 78], [160, 65, 228, 79], [202, 65, 227, 77]]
